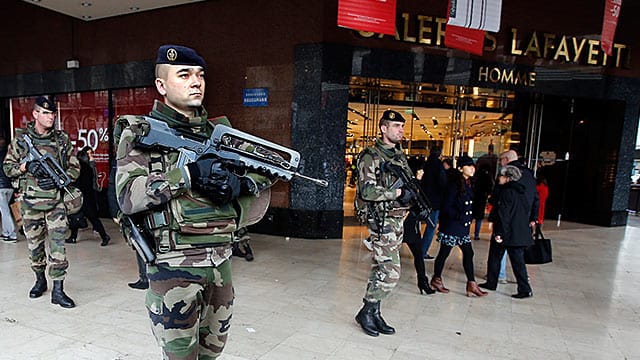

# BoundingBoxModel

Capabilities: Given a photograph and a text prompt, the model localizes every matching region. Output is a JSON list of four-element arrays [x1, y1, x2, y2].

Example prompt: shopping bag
[[10, 201, 22, 228], [524, 226, 552, 264]]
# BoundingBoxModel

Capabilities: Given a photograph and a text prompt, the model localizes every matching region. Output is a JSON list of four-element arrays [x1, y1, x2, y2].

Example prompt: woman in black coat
[[480, 165, 534, 298], [430, 156, 488, 297], [66, 147, 111, 246]]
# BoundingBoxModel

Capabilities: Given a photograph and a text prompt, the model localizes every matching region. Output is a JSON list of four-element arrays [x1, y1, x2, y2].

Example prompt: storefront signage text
[[355, 12, 630, 69], [477, 66, 536, 87]]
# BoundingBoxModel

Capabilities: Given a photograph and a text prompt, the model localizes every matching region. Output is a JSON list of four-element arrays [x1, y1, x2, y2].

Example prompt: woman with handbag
[[479, 165, 533, 299]]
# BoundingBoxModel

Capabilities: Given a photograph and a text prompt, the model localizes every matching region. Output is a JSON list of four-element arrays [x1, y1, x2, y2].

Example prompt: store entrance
[[343, 77, 516, 220]]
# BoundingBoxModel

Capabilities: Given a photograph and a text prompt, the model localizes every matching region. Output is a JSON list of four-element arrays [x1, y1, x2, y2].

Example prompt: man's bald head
[[499, 150, 518, 166]]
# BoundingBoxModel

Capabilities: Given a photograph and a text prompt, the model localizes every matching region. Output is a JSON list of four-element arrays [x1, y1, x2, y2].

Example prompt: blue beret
[[156, 44, 206, 69], [35, 96, 56, 112], [380, 110, 405, 123], [457, 155, 475, 167]]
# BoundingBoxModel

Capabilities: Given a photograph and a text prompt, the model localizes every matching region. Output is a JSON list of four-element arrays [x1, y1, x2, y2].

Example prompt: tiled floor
[[1, 214, 639, 360]]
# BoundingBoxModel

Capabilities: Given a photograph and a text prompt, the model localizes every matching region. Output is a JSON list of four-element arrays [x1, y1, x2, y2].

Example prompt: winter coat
[[438, 174, 474, 237], [420, 154, 447, 209], [509, 160, 539, 223], [492, 181, 534, 247], [472, 167, 493, 219]]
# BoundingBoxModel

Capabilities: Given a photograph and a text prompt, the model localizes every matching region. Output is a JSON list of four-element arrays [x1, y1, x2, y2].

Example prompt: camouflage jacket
[[115, 100, 273, 267], [3, 122, 80, 210], [356, 138, 413, 217]]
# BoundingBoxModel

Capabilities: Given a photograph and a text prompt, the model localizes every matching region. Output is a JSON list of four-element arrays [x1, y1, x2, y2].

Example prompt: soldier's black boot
[[29, 272, 47, 298], [372, 301, 396, 335], [243, 243, 254, 262], [232, 242, 245, 258], [355, 299, 379, 337], [51, 280, 75, 308]]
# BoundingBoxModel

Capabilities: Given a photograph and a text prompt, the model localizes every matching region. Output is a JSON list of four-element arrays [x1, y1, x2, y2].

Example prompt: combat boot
[[355, 299, 379, 337], [372, 301, 395, 335], [232, 242, 245, 258], [29, 271, 47, 298], [51, 280, 75, 308]]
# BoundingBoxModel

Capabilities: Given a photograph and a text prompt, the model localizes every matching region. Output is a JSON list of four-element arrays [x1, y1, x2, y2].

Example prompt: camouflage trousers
[[20, 201, 69, 280], [364, 215, 403, 302], [146, 261, 234, 360]]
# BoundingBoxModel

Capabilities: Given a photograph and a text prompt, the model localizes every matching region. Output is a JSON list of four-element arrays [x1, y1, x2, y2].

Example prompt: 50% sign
[[76, 127, 109, 151]]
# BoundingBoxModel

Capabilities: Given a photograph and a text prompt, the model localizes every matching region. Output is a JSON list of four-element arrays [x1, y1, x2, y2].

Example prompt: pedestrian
[[402, 211, 436, 295], [419, 147, 447, 259], [479, 165, 534, 298], [536, 174, 549, 227], [65, 146, 111, 246], [107, 156, 148, 290], [0, 135, 18, 243], [354, 109, 415, 337], [430, 155, 488, 297], [3, 96, 80, 308], [115, 45, 275, 359], [471, 163, 493, 240]]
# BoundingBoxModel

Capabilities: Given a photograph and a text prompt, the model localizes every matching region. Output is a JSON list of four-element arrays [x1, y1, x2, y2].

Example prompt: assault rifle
[[21, 135, 73, 197], [135, 116, 328, 187], [382, 162, 434, 226], [122, 216, 156, 264]]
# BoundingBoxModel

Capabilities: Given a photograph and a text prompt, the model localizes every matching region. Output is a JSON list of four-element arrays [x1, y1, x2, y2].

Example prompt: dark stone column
[[251, 44, 352, 239]]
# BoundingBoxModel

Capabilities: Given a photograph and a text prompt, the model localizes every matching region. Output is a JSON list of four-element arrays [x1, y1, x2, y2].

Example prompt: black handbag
[[68, 211, 88, 230], [524, 225, 552, 264]]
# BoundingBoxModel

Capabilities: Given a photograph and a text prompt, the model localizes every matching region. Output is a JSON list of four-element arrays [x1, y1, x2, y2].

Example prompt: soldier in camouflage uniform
[[354, 110, 415, 337], [115, 45, 274, 360], [3, 96, 81, 308]]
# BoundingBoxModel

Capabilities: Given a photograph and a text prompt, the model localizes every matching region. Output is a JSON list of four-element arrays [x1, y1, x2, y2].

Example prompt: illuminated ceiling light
[[81, 1, 92, 6], [130, 6, 140, 11], [82, 15, 92, 19]]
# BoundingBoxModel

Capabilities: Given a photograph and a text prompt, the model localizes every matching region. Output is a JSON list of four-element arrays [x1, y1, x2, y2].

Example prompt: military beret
[[457, 155, 475, 167], [380, 110, 405, 123], [156, 44, 206, 69], [35, 96, 56, 112]]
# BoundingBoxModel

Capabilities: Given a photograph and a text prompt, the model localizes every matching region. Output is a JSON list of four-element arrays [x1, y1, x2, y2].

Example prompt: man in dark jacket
[[499, 150, 539, 227], [419, 147, 447, 259], [480, 165, 534, 298]]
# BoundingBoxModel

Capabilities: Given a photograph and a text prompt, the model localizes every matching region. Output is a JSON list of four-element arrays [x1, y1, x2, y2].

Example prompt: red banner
[[337, 0, 397, 35], [601, 0, 622, 56], [444, 24, 485, 56]]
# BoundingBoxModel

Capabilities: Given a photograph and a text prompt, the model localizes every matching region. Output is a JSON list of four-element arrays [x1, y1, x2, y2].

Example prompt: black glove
[[26, 161, 49, 178], [187, 158, 241, 205], [37, 177, 57, 190], [396, 187, 415, 206]]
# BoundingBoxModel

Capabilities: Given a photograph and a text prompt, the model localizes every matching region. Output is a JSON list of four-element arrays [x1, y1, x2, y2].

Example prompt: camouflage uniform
[[357, 138, 412, 302], [115, 100, 273, 360], [3, 122, 80, 280]]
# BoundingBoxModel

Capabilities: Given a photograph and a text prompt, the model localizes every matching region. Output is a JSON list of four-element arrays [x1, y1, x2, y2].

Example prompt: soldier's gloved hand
[[26, 161, 48, 178], [239, 177, 258, 195], [37, 177, 57, 190], [396, 187, 415, 206], [187, 158, 241, 205]]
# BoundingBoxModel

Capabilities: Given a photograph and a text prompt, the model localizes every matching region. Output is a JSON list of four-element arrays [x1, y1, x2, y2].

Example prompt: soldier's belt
[[387, 209, 407, 217]]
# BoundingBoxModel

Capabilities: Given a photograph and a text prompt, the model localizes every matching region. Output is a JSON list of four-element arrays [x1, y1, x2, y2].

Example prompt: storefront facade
[[1, 0, 639, 238]]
